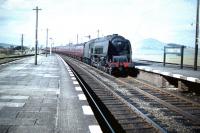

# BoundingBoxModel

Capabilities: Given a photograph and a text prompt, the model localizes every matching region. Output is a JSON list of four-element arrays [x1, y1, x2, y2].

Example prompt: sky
[[0, 0, 197, 48]]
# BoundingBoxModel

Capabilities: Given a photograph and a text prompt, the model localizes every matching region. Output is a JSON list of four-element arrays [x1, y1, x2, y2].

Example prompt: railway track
[[0, 54, 34, 65], [60, 54, 200, 133]]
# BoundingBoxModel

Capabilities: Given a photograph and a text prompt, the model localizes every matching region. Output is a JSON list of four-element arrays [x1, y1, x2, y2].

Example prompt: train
[[54, 34, 135, 76]]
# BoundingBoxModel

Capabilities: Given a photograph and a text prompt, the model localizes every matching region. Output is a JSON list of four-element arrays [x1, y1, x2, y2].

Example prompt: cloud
[[0, 0, 197, 47]]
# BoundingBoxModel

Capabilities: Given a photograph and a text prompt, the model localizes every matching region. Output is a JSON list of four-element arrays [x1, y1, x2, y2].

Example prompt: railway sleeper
[[97, 97, 116, 101], [114, 114, 141, 120], [96, 95, 115, 98], [101, 100, 123, 104], [105, 107, 130, 112], [175, 105, 194, 108], [122, 123, 153, 129], [121, 124, 156, 133], [112, 112, 133, 116], [119, 119, 147, 124]]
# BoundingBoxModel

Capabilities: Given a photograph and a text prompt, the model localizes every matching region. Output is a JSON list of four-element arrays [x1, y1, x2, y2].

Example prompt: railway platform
[[0, 54, 102, 133], [135, 60, 200, 83]]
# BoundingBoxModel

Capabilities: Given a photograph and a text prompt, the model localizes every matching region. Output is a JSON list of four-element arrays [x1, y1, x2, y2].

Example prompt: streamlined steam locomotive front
[[107, 36, 134, 76]]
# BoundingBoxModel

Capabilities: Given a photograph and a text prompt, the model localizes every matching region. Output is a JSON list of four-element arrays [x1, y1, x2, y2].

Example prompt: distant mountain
[[136, 38, 166, 50], [0, 43, 15, 48]]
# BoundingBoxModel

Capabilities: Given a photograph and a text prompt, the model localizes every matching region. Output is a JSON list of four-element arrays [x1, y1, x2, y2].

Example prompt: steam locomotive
[[55, 34, 135, 76]]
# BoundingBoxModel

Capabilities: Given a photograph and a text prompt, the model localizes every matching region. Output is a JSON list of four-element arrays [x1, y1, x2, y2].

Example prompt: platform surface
[[0, 54, 101, 133], [135, 60, 200, 83]]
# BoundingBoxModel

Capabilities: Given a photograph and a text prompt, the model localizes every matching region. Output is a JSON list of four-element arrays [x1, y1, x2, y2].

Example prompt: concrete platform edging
[[135, 66, 200, 84]]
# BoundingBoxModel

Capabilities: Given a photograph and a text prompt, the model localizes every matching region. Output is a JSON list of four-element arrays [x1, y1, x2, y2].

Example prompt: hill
[[136, 38, 166, 50], [0, 43, 15, 48]]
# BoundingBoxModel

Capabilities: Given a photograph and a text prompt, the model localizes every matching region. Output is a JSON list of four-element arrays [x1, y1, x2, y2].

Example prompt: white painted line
[[135, 66, 146, 71], [78, 94, 87, 100], [144, 68, 152, 71], [89, 125, 102, 133], [135, 66, 140, 69], [56, 90, 60, 95], [0, 96, 29, 100], [152, 70, 160, 73], [141, 68, 146, 70], [187, 77, 198, 82], [71, 77, 76, 80], [70, 74, 74, 77], [73, 81, 79, 85], [0, 102, 25, 107], [82, 105, 94, 115], [161, 72, 170, 76], [68, 70, 72, 72], [44, 75, 59, 78], [69, 72, 73, 74], [56, 80, 61, 96], [55, 94, 59, 128], [166, 87, 178, 91], [135, 66, 144, 69], [172, 74, 183, 79], [75, 87, 82, 91], [138, 67, 146, 70]]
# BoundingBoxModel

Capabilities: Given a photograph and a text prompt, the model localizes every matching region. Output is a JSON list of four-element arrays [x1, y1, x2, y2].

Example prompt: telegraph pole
[[21, 34, 23, 55], [49, 38, 52, 55], [46, 28, 48, 57], [194, 0, 199, 70], [33, 6, 42, 65], [97, 29, 99, 39]]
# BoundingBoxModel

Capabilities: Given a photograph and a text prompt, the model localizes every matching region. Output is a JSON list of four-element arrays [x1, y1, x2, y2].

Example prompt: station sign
[[165, 47, 181, 54], [163, 45, 185, 69]]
